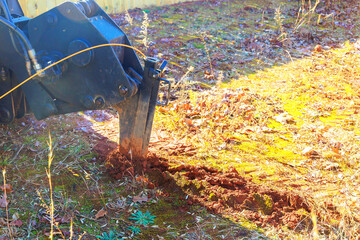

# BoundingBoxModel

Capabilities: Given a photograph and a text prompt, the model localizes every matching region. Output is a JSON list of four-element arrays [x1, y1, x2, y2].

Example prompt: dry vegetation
[[153, 41, 360, 239]]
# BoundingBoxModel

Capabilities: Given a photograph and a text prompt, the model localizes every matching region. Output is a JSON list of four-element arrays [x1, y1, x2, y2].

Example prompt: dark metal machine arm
[[0, 0, 170, 160]]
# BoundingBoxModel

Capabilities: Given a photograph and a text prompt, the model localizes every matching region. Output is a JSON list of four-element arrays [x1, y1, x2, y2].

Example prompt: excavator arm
[[0, 0, 169, 159]]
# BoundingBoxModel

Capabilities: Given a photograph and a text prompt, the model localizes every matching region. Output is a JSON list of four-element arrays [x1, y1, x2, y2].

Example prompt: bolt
[[119, 86, 129, 96], [94, 96, 105, 108], [1, 68, 7, 82], [47, 14, 57, 25]]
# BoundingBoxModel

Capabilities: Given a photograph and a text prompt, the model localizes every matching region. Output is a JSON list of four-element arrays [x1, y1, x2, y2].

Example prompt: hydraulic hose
[[0, 0, 30, 73], [0, 15, 43, 75], [0, 0, 12, 22]]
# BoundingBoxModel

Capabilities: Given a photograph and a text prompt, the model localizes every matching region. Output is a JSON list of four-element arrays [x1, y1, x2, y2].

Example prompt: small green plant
[[96, 230, 123, 240], [129, 210, 156, 226], [127, 226, 141, 235]]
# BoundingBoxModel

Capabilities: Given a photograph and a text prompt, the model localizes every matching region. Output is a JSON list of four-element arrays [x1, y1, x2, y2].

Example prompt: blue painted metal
[[0, 0, 170, 157], [0, 0, 146, 122]]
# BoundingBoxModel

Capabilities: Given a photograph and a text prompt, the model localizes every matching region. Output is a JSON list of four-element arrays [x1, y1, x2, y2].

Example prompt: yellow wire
[[0, 43, 147, 100]]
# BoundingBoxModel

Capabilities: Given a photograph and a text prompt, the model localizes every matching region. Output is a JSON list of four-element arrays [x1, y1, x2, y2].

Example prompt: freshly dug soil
[[104, 149, 312, 229]]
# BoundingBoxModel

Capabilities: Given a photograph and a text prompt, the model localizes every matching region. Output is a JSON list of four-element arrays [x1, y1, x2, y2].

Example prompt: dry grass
[[154, 41, 360, 238], [2, 0, 360, 238], [124, 9, 133, 26], [140, 11, 150, 50], [46, 134, 55, 239]]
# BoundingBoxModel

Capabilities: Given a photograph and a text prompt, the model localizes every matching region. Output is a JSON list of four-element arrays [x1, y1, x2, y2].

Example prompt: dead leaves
[[159, 141, 196, 156], [170, 89, 259, 132], [94, 194, 150, 221], [314, 45, 322, 52], [184, 118, 193, 127], [0, 184, 13, 193], [10, 219, 22, 227], [0, 185, 13, 208], [95, 209, 107, 220], [135, 176, 155, 189], [0, 213, 23, 227], [0, 218, 6, 226], [157, 88, 278, 155], [274, 113, 296, 125], [0, 184, 22, 228], [0, 195, 8, 208], [158, 106, 169, 114], [133, 194, 149, 204], [301, 147, 320, 159], [204, 70, 215, 80]]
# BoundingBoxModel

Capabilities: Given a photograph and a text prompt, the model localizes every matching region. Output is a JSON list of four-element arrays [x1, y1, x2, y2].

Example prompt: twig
[[47, 133, 55, 240], [9, 144, 24, 164], [77, 232, 86, 240], [2, 169, 13, 240], [200, 32, 214, 77]]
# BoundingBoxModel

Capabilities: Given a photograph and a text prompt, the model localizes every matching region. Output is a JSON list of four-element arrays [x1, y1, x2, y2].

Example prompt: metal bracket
[[156, 77, 171, 106], [116, 58, 160, 169]]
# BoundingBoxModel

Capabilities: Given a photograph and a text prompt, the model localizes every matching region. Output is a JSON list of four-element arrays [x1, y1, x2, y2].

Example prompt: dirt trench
[[100, 146, 313, 230]]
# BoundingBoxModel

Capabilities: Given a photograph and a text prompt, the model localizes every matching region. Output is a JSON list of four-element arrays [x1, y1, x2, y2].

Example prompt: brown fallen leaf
[[158, 107, 169, 114], [60, 214, 72, 223], [0, 218, 6, 226], [181, 103, 192, 111], [314, 45, 322, 52], [95, 209, 107, 220], [0, 195, 8, 208], [262, 127, 278, 134], [0, 184, 13, 193], [10, 219, 22, 227], [324, 162, 340, 171], [184, 118, 193, 126], [133, 195, 148, 204], [301, 147, 320, 159], [136, 176, 149, 183], [274, 113, 296, 124]]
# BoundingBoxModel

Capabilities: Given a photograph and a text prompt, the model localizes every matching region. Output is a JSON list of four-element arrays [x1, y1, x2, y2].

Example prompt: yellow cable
[[0, 43, 147, 100]]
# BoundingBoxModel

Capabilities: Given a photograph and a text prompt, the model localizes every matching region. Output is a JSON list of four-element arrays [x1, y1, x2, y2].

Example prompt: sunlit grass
[[153, 41, 360, 238]]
